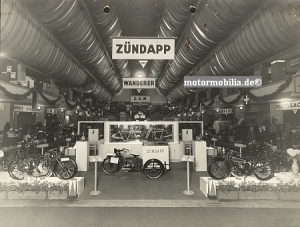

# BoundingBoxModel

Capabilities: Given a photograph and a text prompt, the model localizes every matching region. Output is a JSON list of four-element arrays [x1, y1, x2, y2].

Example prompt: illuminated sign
[[276, 101, 300, 110]]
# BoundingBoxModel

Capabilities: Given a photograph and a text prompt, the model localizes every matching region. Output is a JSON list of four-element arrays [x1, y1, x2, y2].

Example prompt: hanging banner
[[276, 101, 300, 110], [123, 78, 156, 89], [130, 96, 150, 103], [112, 37, 175, 60]]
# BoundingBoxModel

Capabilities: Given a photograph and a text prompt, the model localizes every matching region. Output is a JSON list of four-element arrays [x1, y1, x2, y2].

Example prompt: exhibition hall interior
[[1, 0, 300, 205]]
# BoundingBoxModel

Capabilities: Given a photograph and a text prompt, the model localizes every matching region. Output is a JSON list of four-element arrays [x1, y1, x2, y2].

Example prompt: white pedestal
[[193, 141, 207, 171], [169, 141, 185, 162], [76, 141, 89, 171]]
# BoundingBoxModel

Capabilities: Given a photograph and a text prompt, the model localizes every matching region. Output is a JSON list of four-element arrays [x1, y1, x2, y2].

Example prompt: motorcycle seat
[[130, 153, 139, 157]]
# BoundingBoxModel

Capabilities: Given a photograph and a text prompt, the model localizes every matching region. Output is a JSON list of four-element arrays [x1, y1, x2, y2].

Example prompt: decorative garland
[[1, 75, 293, 115], [65, 98, 78, 109], [37, 89, 61, 105], [246, 75, 293, 102], [0, 84, 33, 100]]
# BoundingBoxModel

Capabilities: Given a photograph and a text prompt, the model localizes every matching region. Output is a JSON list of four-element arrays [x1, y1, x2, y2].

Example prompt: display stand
[[193, 141, 207, 171], [36, 143, 49, 155], [89, 156, 103, 196], [234, 143, 247, 157], [180, 155, 195, 195], [76, 141, 89, 171]]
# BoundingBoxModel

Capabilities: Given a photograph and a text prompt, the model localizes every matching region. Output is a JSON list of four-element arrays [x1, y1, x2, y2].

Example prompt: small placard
[[110, 157, 119, 164], [61, 157, 70, 161]]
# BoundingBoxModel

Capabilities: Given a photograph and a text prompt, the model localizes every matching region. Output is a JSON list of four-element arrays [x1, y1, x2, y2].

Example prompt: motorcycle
[[102, 148, 165, 179], [8, 148, 78, 180], [207, 148, 275, 181]]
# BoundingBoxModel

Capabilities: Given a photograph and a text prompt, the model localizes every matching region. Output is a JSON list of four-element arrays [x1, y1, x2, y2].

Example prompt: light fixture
[[239, 106, 244, 111], [60, 109, 64, 112], [104, 5, 110, 13], [37, 106, 42, 110], [190, 5, 196, 14]]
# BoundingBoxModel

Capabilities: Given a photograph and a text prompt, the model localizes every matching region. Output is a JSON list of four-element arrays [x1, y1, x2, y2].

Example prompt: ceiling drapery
[[1, 0, 300, 104]]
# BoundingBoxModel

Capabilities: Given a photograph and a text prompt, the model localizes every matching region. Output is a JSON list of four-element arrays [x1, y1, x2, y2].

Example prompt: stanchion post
[[89, 155, 102, 196], [181, 155, 195, 195]]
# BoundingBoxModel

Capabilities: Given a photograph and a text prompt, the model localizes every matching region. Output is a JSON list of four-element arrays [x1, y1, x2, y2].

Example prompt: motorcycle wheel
[[143, 159, 164, 179], [253, 159, 275, 181], [102, 157, 119, 174], [54, 159, 78, 180], [8, 160, 25, 180], [207, 158, 230, 180]]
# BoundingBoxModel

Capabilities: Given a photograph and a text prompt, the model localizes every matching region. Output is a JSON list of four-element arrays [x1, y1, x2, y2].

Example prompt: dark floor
[[76, 161, 210, 201]]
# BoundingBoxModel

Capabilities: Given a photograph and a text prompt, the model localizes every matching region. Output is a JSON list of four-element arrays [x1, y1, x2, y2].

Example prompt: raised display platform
[[200, 172, 300, 198], [0, 172, 84, 197]]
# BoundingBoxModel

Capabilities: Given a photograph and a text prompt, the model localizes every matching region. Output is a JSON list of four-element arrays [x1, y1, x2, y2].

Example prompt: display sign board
[[182, 129, 193, 142], [130, 96, 150, 103], [112, 37, 175, 60], [219, 108, 233, 115], [276, 101, 300, 110], [142, 145, 169, 170], [43, 82, 53, 94], [88, 129, 99, 141], [14, 105, 37, 112], [291, 57, 300, 66], [123, 78, 156, 89], [46, 108, 60, 114]]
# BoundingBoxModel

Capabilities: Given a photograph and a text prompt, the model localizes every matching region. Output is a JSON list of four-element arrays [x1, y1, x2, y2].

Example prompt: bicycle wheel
[[143, 159, 164, 179], [102, 157, 119, 174], [207, 158, 230, 180], [8, 160, 25, 180], [54, 159, 78, 180], [253, 159, 275, 181]]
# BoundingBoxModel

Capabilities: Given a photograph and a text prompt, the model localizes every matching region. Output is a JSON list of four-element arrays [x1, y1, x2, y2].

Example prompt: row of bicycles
[[1, 138, 166, 180], [0, 139, 78, 180], [207, 141, 288, 181]]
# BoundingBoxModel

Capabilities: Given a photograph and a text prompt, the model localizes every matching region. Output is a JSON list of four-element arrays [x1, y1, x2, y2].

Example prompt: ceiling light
[[190, 5, 196, 14], [239, 106, 244, 111], [104, 5, 110, 14]]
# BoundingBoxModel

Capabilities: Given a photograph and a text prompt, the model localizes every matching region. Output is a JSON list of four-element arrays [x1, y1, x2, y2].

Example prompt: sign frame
[[112, 37, 175, 60]]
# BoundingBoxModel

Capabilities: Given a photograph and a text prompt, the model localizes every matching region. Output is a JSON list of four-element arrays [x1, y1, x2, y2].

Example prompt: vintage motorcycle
[[102, 148, 165, 179], [8, 147, 77, 180], [207, 148, 275, 181]]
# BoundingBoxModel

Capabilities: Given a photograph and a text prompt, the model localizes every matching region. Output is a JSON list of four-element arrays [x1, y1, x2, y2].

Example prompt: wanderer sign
[[123, 78, 156, 89], [112, 37, 175, 60]]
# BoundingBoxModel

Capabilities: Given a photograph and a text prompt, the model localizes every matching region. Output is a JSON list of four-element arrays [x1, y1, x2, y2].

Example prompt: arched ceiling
[[1, 0, 300, 103]]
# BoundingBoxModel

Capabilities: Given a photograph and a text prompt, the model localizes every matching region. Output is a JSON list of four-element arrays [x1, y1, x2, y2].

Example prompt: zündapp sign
[[112, 37, 175, 60]]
